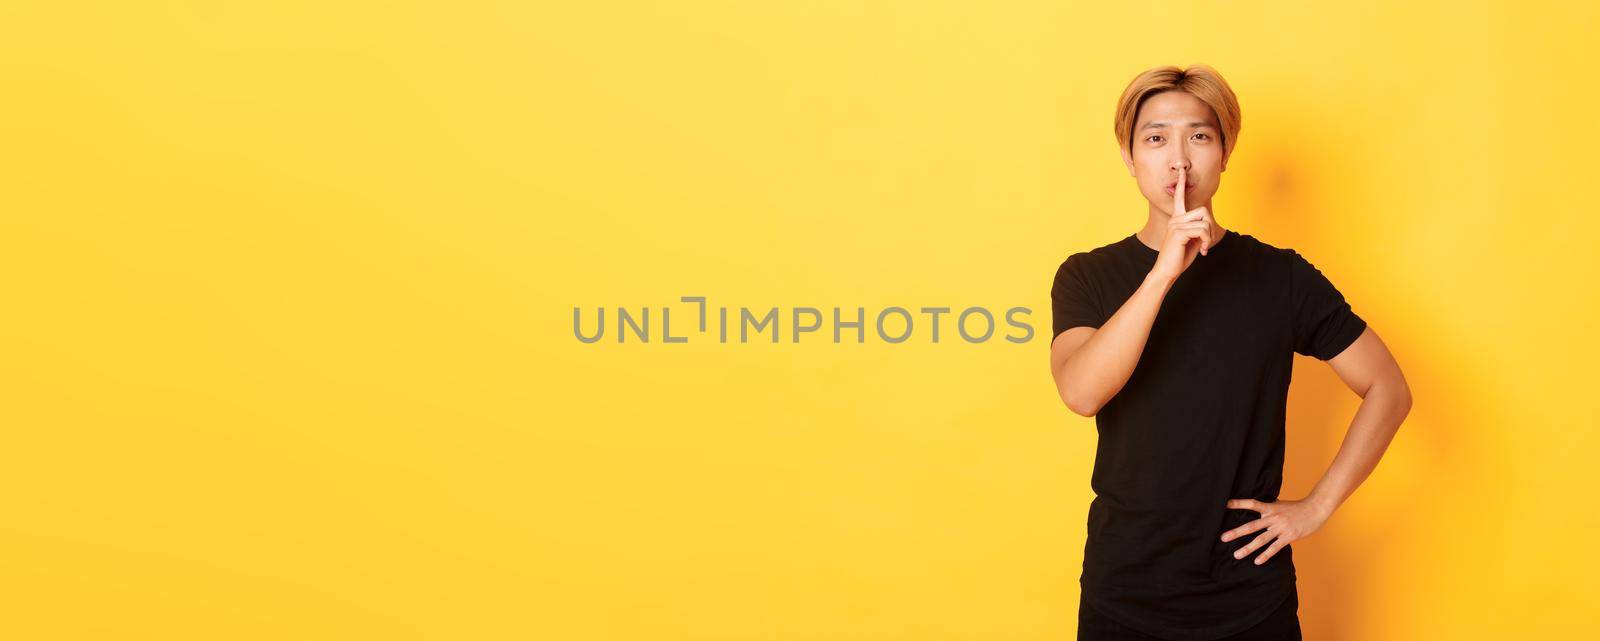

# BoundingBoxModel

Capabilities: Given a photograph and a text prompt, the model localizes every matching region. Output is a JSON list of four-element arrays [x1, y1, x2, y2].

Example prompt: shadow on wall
[[1243, 97, 1491, 640]]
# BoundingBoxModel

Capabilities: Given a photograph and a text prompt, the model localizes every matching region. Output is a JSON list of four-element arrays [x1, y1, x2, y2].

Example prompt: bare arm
[[1050, 272, 1173, 416], [1051, 166, 1218, 417], [1222, 326, 1413, 565], [1306, 326, 1413, 514]]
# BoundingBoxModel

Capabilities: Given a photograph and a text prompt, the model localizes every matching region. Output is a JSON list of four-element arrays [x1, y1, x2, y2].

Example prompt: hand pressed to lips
[[1149, 165, 1220, 281]]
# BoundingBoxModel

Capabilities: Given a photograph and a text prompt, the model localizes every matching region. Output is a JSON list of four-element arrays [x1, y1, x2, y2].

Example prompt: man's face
[[1122, 90, 1228, 216]]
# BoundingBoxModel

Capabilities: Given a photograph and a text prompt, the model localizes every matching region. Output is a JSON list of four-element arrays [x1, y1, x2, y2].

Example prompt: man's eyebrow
[[1139, 121, 1216, 130]]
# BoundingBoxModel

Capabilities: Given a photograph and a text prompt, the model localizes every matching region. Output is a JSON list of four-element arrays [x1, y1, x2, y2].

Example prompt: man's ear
[[1121, 146, 1135, 177], [1220, 150, 1230, 172]]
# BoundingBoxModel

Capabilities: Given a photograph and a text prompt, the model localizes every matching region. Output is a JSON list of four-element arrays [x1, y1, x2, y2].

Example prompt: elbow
[[1380, 372, 1414, 419], [1061, 389, 1101, 418], [1053, 359, 1102, 418]]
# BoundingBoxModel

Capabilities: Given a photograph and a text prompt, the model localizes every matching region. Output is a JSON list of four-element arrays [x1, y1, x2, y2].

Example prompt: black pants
[[1077, 588, 1302, 641]]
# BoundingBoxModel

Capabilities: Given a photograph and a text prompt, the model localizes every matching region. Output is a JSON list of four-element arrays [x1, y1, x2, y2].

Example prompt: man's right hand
[[1151, 166, 1217, 283]]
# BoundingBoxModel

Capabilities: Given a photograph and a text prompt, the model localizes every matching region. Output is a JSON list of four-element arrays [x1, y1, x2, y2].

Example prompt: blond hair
[[1114, 65, 1242, 160]]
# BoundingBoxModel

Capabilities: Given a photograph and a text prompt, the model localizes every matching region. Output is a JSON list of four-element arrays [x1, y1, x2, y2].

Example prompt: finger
[[1234, 530, 1277, 560], [1175, 227, 1206, 251], [1174, 166, 1186, 215], [1178, 225, 1210, 253], [1221, 518, 1267, 543], [1228, 499, 1267, 513], [1255, 538, 1291, 565], [1168, 209, 1211, 255]]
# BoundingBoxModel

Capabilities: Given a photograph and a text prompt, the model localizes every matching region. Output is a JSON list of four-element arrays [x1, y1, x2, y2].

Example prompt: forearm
[[1055, 272, 1175, 414], [1306, 374, 1413, 517]]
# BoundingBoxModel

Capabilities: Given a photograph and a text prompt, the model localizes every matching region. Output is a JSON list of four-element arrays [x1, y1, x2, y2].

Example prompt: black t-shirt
[[1050, 231, 1366, 641]]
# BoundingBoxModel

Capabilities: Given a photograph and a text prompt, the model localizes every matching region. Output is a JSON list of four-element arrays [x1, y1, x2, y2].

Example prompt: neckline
[[1127, 228, 1233, 257]]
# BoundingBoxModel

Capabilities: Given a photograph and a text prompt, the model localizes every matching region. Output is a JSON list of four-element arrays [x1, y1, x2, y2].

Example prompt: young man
[[1049, 65, 1413, 641]]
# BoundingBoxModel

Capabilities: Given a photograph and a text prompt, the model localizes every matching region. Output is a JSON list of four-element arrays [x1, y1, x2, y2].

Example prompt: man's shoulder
[[1227, 231, 1301, 265], [1055, 234, 1134, 272], [1226, 230, 1275, 251]]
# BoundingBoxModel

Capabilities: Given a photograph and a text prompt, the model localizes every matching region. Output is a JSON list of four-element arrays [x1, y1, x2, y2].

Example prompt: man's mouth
[[1165, 181, 1197, 193]]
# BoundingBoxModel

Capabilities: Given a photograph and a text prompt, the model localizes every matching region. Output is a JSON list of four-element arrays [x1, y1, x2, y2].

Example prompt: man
[[1049, 65, 1413, 641]]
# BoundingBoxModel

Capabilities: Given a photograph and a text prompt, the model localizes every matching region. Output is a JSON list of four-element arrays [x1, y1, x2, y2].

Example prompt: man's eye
[[1193, 133, 1210, 141], [1146, 135, 1162, 143]]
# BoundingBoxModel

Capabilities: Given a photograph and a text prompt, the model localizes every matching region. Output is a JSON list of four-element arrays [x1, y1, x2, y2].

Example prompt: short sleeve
[[1289, 250, 1367, 360], [1051, 254, 1103, 340]]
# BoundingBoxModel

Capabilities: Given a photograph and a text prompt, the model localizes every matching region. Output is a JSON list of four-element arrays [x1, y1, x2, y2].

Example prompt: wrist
[[1307, 491, 1341, 520], [1143, 270, 1176, 292]]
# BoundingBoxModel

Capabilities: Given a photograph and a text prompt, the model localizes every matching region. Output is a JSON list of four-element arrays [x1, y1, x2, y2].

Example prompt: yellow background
[[2, 1, 1596, 639]]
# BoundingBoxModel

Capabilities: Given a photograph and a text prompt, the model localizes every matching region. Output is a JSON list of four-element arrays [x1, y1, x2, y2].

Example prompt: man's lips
[[1165, 182, 1197, 193]]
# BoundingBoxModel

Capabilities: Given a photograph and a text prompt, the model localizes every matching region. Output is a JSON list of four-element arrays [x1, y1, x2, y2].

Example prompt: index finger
[[1227, 498, 1265, 512], [1174, 166, 1187, 215]]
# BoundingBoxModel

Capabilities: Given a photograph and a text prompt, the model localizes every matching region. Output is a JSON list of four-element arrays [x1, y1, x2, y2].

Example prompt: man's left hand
[[1221, 497, 1333, 565]]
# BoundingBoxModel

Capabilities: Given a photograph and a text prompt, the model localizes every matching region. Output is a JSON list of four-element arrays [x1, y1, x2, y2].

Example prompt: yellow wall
[[2, 1, 1595, 639]]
